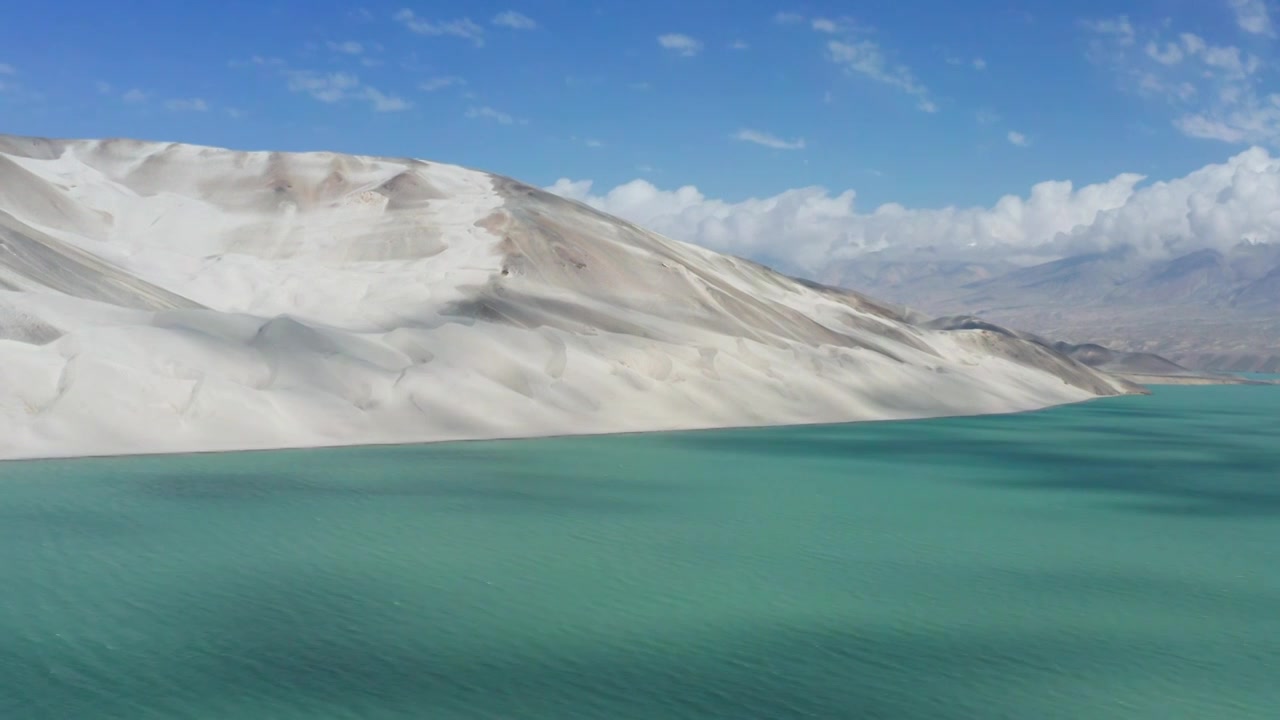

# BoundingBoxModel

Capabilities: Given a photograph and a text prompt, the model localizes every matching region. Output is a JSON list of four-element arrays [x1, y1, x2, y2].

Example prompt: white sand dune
[[0, 134, 1140, 460]]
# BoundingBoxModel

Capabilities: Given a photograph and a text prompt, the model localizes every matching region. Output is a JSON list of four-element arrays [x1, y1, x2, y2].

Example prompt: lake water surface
[[2, 385, 1278, 719]]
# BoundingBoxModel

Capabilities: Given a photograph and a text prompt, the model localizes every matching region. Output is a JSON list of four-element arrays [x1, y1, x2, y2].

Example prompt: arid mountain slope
[[0, 135, 1138, 459]]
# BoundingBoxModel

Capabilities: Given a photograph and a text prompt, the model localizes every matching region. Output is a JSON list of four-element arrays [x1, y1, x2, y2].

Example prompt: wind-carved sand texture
[[0, 134, 1142, 459]]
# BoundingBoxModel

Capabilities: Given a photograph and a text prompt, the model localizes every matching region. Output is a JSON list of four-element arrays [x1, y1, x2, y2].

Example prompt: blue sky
[[1, 0, 1276, 209]]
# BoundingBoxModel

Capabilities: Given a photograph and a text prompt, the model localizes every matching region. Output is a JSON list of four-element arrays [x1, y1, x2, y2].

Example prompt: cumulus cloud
[[1048, 147, 1280, 258], [547, 148, 1280, 275], [658, 33, 703, 56], [164, 98, 209, 112], [492, 11, 537, 30], [774, 12, 806, 25], [1007, 131, 1030, 147], [1228, 0, 1274, 35], [729, 39, 750, 50], [122, 88, 148, 103], [393, 10, 484, 46], [733, 129, 806, 150]]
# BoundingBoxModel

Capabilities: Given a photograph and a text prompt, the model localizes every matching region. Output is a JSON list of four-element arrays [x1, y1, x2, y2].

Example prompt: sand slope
[[0, 135, 1138, 459]]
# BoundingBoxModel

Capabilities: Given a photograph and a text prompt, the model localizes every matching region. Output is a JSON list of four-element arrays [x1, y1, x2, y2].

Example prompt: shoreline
[[5, 376, 1272, 467], [1116, 373, 1278, 386], [0, 393, 1119, 465]]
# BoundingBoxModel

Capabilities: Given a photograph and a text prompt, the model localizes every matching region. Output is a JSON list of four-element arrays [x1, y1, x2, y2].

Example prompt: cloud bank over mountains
[[548, 147, 1280, 275]]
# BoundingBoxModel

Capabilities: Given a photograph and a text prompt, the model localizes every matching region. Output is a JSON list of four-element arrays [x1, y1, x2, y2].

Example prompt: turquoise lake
[[2, 385, 1278, 719]]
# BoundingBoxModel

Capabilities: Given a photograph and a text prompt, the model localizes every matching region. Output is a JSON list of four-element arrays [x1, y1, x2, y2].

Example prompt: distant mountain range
[[821, 243, 1280, 373]]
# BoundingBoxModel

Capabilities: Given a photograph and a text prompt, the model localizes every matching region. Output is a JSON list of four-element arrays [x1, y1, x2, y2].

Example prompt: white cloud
[[122, 88, 148, 103], [658, 33, 703, 56], [584, 138, 604, 148], [950, 56, 988, 70], [544, 172, 1133, 272], [287, 71, 360, 102], [0, 63, 14, 75], [228, 55, 285, 70], [976, 109, 1001, 125], [1135, 71, 1197, 101], [788, 13, 932, 109], [729, 39, 750, 50], [732, 129, 806, 150], [327, 40, 364, 55], [95, 81, 112, 94], [546, 149, 1280, 273], [362, 87, 411, 112], [1082, 16, 1136, 47], [1145, 40, 1184, 65], [827, 40, 937, 112], [492, 10, 537, 30], [165, 98, 209, 112], [420, 76, 465, 91], [1086, 16, 1276, 146], [1048, 147, 1280, 259], [1174, 114, 1250, 142], [1007, 131, 1030, 147], [1177, 32, 1260, 76], [393, 9, 484, 46], [226, 108, 246, 119], [284, 70, 409, 111], [1228, 0, 1274, 35], [812, 18, 839, 33], [466, 105, 525, 125]]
